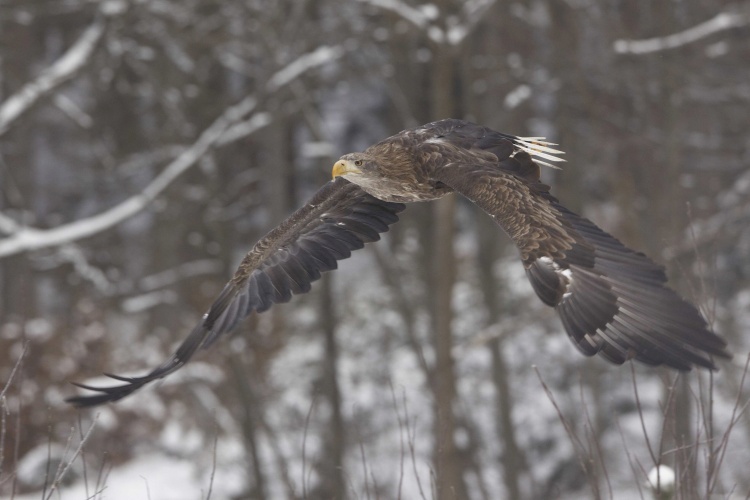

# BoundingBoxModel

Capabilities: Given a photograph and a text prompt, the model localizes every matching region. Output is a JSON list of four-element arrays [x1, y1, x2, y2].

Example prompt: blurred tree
[[1, 0, 749, 498]]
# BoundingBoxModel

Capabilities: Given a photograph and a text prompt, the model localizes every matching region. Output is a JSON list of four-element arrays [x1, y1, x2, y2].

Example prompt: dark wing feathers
[[67, 179, 404, 407], [553, 205, 727, 368], [430, 128, 729, 370]]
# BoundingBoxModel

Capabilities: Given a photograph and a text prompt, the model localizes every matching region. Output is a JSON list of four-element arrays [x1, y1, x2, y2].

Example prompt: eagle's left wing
[[432, 155, 730, 370], [68, 178, 405, 406]]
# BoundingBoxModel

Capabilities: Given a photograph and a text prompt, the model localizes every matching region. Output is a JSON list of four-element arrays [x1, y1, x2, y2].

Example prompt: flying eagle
[[68, 119, 730, 407]]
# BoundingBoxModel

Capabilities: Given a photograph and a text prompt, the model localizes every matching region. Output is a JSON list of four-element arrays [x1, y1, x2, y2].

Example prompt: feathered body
[[68, 119, 729, 407]]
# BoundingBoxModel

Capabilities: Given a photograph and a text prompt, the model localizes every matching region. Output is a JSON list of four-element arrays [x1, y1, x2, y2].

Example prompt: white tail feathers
[[513, 137, 566, 169]]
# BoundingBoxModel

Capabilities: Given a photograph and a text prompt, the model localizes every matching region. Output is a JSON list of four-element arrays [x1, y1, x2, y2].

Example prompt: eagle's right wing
[[68, 178, 405, 406], [433, 151, 729, 371]]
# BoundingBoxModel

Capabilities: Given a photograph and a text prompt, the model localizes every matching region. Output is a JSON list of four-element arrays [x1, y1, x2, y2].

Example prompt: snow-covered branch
[[453, 0, 497, 45], [614, 10, 749, 55], [267, 45, 345, 91], [41, 244, 115, 294], [122, 259, 223, 312], [359, 0, 496, 46], [358, 0, 432, 31], [0, 12, 110, 136], [0, 212, 20, 235], [0, 42, 346, 260], [0, 96, 259, 259]]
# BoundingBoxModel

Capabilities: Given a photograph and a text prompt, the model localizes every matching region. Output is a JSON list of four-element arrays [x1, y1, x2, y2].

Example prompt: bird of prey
[[68, 119, 730, 407]]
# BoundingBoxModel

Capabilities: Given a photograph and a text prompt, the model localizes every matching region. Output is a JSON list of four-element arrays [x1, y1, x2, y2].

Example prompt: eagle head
[[331, 153, 377, 179]]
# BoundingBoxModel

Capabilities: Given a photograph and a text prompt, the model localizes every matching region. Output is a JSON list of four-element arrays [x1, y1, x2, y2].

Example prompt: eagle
[[68, 119, 730, 407]]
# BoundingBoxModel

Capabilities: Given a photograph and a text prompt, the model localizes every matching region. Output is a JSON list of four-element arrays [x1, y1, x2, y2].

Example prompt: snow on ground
[[15, 452, 245, 500], [12, 222, 748, 500]]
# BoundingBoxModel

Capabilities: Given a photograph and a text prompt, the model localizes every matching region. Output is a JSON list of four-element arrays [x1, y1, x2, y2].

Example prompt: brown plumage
[[68, 119, 730, 407]]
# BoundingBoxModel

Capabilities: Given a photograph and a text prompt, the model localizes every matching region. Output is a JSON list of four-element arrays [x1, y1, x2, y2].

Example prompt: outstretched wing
[[432, 148, 730, 370], [68, 178, 405, 406]]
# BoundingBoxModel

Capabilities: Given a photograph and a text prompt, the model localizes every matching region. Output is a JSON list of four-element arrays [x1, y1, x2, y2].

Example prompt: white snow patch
[[504, 84, 531, 109], [420, 4, 439, 20], [301, 141, 335, 158], [15, 454, 245, 500], [24, 317, 54, 341], [646, 465, 676, 494]]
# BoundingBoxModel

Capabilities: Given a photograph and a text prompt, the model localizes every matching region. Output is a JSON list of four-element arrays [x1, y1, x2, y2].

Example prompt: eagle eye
[[354, 159, 363, 167]]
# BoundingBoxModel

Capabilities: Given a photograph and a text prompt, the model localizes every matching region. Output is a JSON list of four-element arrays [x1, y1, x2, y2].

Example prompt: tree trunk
[[429, 8, 466, 496], [305, 115, 348, 499], [316, 272, 347, 500], [230, 355, 269, 499], [476, 214, 528, 499]]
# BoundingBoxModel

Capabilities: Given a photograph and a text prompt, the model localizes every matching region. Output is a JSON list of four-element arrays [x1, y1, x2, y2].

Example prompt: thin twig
[[534, 366, 595, 487], [0, 342, 28, 483], [141, 475, 152, 500], [577, 373, 610, 499], [76, 414, 93, 500], [707, 354, 750, 495], [42, 422, 54, 498], [388, 382, 407, 500], [44, 414, 100, 499], [630, 363, 659, 466], [202, 427, 217, 499], [0, 343, 27, 400], [301, 394, 317, 500], [613, 415, 647, 500], [401, 391, 428, 500], [359, 438, 371, 500]]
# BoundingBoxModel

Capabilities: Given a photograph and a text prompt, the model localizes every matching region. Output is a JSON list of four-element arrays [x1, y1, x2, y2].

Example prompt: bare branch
[[451, 0, 497, 45], [358, 0, 433, 32], [0, 39, 348, 260], [0, 96, 260, 259], [0, 343, 27, 401], [614, 9, 749, 55], [266, 45, 344, 92], [40, 244, 115, 294], [0, 213, 19, 236], [0, 5, 118, 136], [360, 0, 496, 46], [44, 415, 100, 500]]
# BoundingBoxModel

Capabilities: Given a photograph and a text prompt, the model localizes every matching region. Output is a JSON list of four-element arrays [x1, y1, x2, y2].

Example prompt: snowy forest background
[[1, 0, 750, 499]]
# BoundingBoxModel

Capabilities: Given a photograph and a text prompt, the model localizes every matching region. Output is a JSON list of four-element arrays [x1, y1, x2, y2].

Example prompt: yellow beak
[[332, 160, 362, 179]]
